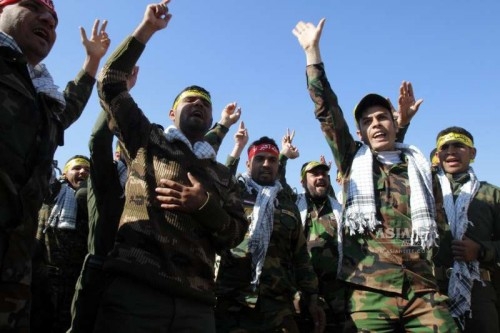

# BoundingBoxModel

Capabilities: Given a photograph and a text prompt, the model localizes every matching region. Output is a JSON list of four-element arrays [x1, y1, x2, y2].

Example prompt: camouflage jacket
[[280, 155, 342, 302], [35, 180, 89, 267], [433, 171, 500, 279], [216, 177, 319, 313], [97, 36, 248, 305], [0, 46, 96, 280], [306, 63, 437, 294], [87, 110, 229, 259], [297, 193, 341, 302]]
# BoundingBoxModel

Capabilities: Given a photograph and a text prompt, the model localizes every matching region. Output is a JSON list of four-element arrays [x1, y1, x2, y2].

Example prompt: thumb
[[186, 172, 199, 186], [317, 18, 326, 31], [413, 99, 424, 111]]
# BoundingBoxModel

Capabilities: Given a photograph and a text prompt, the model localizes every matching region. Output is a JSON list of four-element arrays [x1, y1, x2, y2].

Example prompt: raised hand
[[133, 0, 173, 44], [319, 155, 332, 168], [143, 0, 172, 30], [281, 128, 299, 159], [80, 19, 110, 60], [292, 18, 325, 52], [230, 121, 249, 159], [397, 81, 423, 128], [234, 121, 249, 150], [218, 102, 242, 128]]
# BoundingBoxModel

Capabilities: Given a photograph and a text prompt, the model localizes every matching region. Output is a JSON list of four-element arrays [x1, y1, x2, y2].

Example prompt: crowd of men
[[1, 0, 499, 332]]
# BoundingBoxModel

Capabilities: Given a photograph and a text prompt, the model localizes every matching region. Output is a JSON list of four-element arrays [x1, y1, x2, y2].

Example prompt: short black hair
[[247, 136, 279, 155], [436, 126, 474, 143], [171, 85, 211, 108]]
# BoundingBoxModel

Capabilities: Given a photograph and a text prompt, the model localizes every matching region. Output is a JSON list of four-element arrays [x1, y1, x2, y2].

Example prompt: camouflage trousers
[[215, 297, 299, 333], [346, 285, 459, 332]]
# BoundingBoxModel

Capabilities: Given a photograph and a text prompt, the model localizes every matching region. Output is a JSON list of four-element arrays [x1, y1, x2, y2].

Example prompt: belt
[[434, 266, 491, 282]]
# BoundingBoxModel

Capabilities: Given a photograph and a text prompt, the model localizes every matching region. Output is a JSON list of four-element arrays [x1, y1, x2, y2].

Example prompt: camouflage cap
[[353, 93, 391, 124], [301, 161, 330, 179]]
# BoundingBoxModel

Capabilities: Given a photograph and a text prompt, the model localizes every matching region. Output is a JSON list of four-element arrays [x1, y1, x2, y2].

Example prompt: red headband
[[248, 144, 279, 160], [0, 0, 56, 16]]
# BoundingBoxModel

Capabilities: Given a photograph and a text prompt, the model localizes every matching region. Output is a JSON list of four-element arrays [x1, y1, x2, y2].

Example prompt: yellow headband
[[172, 90, 211, 111], [64, 158, 90, 174], [431, 154, 440, 166], [436, 132, 474, 151]]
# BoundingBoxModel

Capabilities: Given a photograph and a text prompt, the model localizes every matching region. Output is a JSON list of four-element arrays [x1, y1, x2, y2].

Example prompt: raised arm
[[292, 18, 326, 66], [292, 18, 357, 178], [397, 81, 423, 128], [132, 0, 172, 44], [226, 121, 248, 176], [204, 102, 242, 154]]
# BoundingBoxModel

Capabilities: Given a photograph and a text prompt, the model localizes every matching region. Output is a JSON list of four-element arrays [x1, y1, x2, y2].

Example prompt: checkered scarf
[[296, 192, 342, 228], [240, 172, 282, 287], [164, 125, 216, 160], [0, 32, 66, 110], [48, 183, 77, 229], [342, 143, 438, 248], [437, 167, 480, 328]]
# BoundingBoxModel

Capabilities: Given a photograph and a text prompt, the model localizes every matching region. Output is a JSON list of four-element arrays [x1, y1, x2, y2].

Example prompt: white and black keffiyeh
[[240, 172, 282, 287], [342, 143, 438, 248], [437, 167, 481, 328], [296, 192, 342, 228], [164, 125, 216, 160], [0, 32, 66, 110], [48, 183, 77, 230]]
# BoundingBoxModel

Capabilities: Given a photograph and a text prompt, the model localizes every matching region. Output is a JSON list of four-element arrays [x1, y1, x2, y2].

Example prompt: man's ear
[[471, 147, 477, 160], [356, 129, 362, 140], [300, 177, 305, 188], [168, 109, 175, 121]]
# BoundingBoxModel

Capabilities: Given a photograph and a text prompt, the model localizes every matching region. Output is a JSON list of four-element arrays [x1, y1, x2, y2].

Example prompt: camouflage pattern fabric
[[305, 63, 453, 330], [295, 198, 346, 331], [96, 36, 248, 309], [68, 113, 231, 332], [0, 45, 97, 331], [215, 178, 318, 331], [306, 63, 438, 294], [347, 286, 458, 332]]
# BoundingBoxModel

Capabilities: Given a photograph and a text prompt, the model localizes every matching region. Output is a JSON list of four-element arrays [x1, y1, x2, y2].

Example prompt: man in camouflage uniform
[[215, 136, 326, 333], [293, 19, 458, 331], [32, 155, 90, 333], [0, 0, 110, 330], [431, 126, 500, 332], [92, 3, 248, 332], [293, 160, 345, 331], [68, 67, 242, 333]]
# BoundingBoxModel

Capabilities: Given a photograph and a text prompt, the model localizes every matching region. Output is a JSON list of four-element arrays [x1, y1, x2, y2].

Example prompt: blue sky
[[48, 0, 500, 193]]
